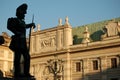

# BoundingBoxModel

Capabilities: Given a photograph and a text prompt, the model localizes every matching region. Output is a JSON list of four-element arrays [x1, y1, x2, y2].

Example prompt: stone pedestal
[[0, 77, 36, 80], [82, 27, 90, 43]]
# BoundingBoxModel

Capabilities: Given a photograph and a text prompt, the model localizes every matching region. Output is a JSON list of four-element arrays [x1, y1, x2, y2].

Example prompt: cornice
[[70, 38, 120, 53], [31, 37, 120, 59]]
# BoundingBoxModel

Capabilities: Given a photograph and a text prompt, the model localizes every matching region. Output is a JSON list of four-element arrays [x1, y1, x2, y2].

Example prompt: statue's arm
[[26, 23, 36, 29]]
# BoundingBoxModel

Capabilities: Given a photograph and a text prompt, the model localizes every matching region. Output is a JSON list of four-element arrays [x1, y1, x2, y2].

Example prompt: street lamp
[[47, 54, 64, 80]]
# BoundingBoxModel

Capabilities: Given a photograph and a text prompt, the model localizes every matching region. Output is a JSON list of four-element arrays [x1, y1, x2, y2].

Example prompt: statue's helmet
[[16, 3, 28, 17]]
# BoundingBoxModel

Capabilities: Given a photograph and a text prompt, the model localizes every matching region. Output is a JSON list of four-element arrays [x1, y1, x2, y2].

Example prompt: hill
[[72, 17, 120, 44]]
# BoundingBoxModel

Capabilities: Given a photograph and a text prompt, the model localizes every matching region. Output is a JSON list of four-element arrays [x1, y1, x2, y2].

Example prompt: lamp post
[[47, 54, 64, 80]]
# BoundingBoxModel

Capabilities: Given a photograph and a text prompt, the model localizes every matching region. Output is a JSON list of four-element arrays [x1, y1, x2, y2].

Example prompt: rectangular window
[[111, 58, 117, 68], [93, 60, 98, 70], [76, 62, 81, 72]]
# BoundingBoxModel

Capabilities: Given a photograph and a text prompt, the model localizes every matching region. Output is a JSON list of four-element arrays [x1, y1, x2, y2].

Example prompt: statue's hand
[[31, 23, 36, 28], [26, 23, 36, 29]]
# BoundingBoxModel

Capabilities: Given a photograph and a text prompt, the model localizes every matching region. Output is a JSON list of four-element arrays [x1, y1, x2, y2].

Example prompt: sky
[[0, 0, 120, 36]]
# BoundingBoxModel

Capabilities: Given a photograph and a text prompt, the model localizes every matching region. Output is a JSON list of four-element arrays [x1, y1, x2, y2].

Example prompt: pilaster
[[63, 16, 73, 49], [63, 26, 72, 49], [30, 35, 35, 54], [56, 29, 62, 50], [64, 52, 71, 80], [100, 56, 107, 80], [83, 58, 89, 80], [3, 51, 8, 72], [35, 34, 40, 53]]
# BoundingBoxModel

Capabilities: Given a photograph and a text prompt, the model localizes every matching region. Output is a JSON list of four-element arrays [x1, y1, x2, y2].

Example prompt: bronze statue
[[7, 3, 35, 78]]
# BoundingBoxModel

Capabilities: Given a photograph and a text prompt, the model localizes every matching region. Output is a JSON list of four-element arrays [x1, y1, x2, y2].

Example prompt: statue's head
[[16, 3, 28, 20]]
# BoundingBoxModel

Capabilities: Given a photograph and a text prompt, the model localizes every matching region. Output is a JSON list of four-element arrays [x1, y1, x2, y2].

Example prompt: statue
[[65, 16, 69, 25], [58, 18, 62, 26], [101, 20, 120, 39], [82, 26, 90, 43], [7, 3, 35, 78], [37, 24, 41, 31]]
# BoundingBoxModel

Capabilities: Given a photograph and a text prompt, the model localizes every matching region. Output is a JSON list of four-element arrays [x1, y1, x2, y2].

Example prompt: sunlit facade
[[1, 17, 120, 80], [30, 17, 120, 80], [0, 32, 13, 77]]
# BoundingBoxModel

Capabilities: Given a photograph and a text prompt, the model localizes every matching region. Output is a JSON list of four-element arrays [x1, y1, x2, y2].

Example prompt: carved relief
[[43, 66, 50, 75], [41, 37, 56, 48], [32, 64, 41, 77], [101, 20, 120, 39], [31, 64, 48, 80], [50, 37, 56, 46], [117, 22, 120, 35], [106, 22, 118, 36]]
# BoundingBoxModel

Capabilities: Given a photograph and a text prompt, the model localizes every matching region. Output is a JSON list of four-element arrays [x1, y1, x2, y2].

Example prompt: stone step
[[0, 77, 36, 80]]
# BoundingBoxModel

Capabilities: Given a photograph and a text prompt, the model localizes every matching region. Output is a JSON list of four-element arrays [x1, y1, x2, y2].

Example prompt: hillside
[[72, 17, 120, 44]]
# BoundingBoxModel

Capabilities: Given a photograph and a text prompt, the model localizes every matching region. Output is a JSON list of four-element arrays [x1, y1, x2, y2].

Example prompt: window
[[93, 60, 98, 70], [76, 62, 81, 72], [111, 58, 117, 68]]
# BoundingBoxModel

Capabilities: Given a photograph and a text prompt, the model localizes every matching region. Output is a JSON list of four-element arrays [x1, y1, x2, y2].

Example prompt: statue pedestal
[[0, 77, 36, 80]]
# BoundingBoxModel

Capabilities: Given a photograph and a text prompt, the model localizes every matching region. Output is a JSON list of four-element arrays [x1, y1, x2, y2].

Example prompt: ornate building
[[1, 17, 120, 80], [30, 17, 120, 80], [0, 32, 13, 77]]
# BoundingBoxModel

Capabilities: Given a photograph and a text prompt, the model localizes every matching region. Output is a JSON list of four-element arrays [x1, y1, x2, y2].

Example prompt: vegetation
[[72, 17, 120, 44]]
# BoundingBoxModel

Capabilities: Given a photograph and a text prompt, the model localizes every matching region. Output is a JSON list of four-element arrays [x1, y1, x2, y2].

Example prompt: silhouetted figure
[[7, 3, 35, 78]]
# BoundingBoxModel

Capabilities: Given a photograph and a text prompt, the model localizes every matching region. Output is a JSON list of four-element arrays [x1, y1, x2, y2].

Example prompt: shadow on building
[[73, 35, 83, 44], [73, 58, 120, 80]]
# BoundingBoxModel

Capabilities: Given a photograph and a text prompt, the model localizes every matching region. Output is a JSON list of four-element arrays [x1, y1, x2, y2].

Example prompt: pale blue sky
[[0, 0, 120, 35]]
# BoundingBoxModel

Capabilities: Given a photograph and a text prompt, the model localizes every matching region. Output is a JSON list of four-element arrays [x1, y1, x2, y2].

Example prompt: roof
[[72, 17, 120, 44]]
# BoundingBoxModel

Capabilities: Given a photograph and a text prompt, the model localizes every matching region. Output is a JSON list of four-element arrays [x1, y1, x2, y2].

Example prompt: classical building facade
[[30, 17, 120, 80], [0, 32, 13, 77], [0, 17, 120, 80]]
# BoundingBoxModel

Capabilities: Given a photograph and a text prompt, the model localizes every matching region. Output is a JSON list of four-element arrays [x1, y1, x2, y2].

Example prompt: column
[[63, 27, 72, 49], [56, 29, 62, 50], [63, 17, 73, 49], [35, 34, 40, 53], [3, 51, 8, 72], [30, 35, 35, 54], [100, 56, 107, 80], [64, 52, 71, 80], [83, 58, 89, 80]]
